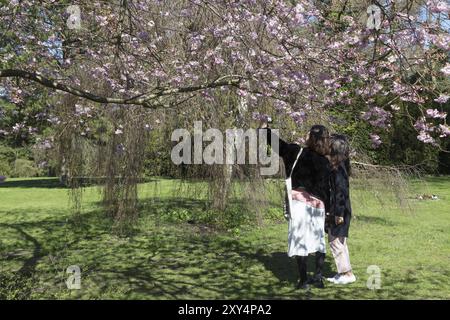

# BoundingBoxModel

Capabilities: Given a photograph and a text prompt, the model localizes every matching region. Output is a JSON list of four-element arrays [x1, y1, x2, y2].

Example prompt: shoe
[[307, 275, 325, 289], [333, 274, 356, 285], [296, 279, 310, 290], [326, 274, 340, 283]]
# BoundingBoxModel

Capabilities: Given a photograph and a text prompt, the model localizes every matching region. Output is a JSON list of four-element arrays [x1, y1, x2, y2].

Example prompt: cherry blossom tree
[[1, 0, 449, 227], [1, 0, 448, 144]]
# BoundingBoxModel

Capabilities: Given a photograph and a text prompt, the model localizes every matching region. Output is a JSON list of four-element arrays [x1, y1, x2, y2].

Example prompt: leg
[[328, 234, 356, 284], [329, 235, 352, 274], [305, 252, 325, 288], [315, 252, 325, 278], [295, 256, 308, 289], [340, 238, 353, 276]]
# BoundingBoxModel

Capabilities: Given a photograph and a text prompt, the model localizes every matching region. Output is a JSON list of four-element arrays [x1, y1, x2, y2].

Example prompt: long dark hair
[[306, 125, 330, 156], [328, 134, 351, 175]]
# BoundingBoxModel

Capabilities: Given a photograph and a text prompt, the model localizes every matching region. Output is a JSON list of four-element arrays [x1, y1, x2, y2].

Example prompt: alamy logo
[[66, 265, 81, 290], [366, 265, 381, 290], [367, 5, 382, 30], [66, 5, 82, 30], [170, 121, 279, 176]]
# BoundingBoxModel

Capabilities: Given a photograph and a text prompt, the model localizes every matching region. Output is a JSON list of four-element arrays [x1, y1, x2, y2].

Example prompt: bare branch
[[0, 69, 244, 108]]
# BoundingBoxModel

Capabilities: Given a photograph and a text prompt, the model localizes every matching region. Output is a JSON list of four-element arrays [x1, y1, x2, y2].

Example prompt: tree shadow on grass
[[1, 202, 446, 299], [240, 250, 335, 285], [0, 207, 114, 271], [140, 198, 209, 212], [81, 235, 304, 299], [0, 177, 159, 189], [0, 205, 369, 299], [136, 196, 263, 229], [0, 223, 43, 276], [0, 178, 67, 189], [353, 215, 395, 226]]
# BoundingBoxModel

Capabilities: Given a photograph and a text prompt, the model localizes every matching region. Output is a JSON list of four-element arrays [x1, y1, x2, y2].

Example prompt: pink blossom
[[425, 108, 447, 119], [270, 81, 279, 88], [414, 117, 430, 131], [434, 95, 449, 104], [237, 89, 248, 97], [439, 124, 450, 137], [370, 134, 382, 148], [361, 107, 392, 128], [441, 64, 450, 76], [36, 139, 53, 150], [75, 104, 92, 116], [12, 123, 25, 133], [47, 116, 60, 125], [428, 1, 450, 13], [417, 131, 435, 144], [252, 112, 270, 122], [214, 56, 225, 65], [430, 34, 450, 51], [289, 111, 306, 124], [28, 127, 37, 134]]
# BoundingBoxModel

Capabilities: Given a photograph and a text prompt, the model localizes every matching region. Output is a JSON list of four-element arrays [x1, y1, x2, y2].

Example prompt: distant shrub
[[12, 159, 41, 177], [0, 144, 15, 157], [0, 145, 14, 176], [0, 159, 12, 176]]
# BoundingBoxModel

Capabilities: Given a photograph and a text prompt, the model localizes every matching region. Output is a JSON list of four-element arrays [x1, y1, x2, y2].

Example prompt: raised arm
[[258, 126, 301, 175]]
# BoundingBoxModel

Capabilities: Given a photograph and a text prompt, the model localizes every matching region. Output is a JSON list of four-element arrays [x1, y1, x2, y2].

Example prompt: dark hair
[[328, 133, 351, 175], [306, 125, 330, 156]]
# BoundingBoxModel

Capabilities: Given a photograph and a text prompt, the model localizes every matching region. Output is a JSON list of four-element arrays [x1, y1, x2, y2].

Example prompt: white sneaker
[[326, 274, 340, 283], [333, 274, 356, 285]]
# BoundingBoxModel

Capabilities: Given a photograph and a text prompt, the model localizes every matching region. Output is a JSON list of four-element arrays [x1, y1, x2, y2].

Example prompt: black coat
[[328, 163, 352, 238], [263, 128, 331, 211]]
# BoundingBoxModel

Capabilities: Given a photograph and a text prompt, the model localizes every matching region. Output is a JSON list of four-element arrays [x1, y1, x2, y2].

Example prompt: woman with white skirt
[[260, 123, 331, 289]]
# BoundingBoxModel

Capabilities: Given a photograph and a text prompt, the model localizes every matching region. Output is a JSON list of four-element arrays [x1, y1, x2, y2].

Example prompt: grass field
[[0, 176, 449, 299]]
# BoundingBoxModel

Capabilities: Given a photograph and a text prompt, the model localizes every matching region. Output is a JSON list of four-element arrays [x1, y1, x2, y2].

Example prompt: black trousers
[[295, 252, 325, 283]]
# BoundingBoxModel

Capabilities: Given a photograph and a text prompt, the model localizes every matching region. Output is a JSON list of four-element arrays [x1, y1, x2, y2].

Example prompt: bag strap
[[289, 147, 303, 178]]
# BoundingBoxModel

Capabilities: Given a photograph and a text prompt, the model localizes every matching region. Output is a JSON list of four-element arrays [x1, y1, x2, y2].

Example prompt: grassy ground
[[0, 176, 449, 299]]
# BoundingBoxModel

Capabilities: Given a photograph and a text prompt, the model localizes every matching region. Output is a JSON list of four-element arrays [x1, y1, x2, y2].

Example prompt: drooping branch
[[0, 69, 244, 108]]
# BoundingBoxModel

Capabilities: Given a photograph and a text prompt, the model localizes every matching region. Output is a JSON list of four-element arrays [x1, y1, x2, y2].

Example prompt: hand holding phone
[[335, 216, 344, 225]]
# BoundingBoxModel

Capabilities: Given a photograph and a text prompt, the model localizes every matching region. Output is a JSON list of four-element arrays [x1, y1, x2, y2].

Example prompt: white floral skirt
[[287, 190, 326, 257]]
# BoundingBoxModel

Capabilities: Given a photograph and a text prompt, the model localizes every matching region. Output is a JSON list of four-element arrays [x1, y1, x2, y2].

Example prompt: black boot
[[308, 252, 325, 288], [307, 274, 324, 288], [296, 279, 310, 290], [295, 256, 309, 290]]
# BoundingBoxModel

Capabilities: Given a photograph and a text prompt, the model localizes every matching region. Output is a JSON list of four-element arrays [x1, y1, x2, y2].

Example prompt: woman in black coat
[[326, 134, 356, 285], [260, 123, 331, 289]]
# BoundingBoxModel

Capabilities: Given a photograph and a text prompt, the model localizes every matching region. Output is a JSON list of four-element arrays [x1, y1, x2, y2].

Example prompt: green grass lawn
[[0, 176, 449, 299]]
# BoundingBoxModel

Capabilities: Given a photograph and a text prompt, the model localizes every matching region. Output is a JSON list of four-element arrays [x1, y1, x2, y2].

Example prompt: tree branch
[[0, 69, 244, 108]]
